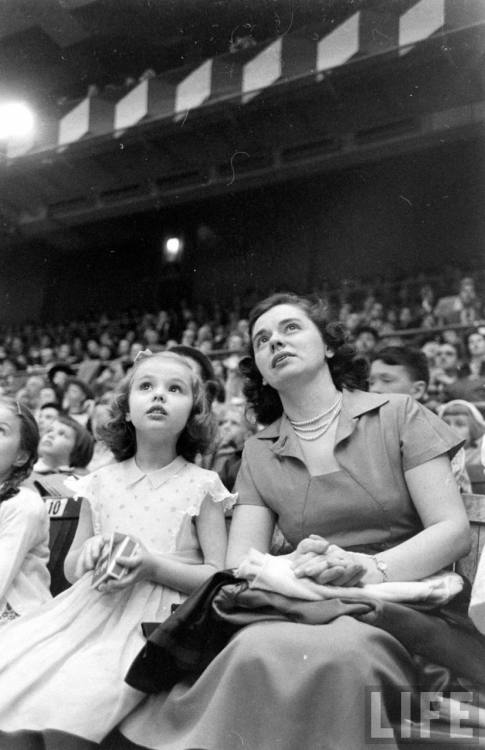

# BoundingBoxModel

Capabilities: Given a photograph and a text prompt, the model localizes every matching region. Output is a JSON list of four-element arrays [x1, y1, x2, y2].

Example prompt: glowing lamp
[[163, 236, 184, 262], [0, 102, 35, 140]]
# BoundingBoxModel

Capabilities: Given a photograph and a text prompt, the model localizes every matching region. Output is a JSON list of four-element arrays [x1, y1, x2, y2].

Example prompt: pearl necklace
[[288, 393, 343, 441], [288, 392, 342, 427]]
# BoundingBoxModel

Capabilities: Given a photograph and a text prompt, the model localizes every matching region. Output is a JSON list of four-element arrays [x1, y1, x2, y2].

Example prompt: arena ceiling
[[0, 0, 485, 243], [0, 0, 358, 105]]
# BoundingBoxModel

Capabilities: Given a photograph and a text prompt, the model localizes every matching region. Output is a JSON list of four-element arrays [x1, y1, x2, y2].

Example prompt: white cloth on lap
[[236, 548, 463, 605]]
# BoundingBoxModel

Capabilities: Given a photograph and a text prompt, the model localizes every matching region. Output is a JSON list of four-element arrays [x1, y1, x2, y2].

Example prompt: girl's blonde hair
[[99, 352, 216, 462], [438, 399, 485, 446]]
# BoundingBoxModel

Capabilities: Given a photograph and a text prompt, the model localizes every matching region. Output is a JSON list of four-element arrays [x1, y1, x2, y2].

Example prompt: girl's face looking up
[[0, 404, 26, 484], [39, 420, 76, 466], [127, 357, 194, 441]]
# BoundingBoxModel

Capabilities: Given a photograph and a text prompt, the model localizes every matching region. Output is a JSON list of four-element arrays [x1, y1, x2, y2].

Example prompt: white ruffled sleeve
[[63, 473, 101, 534], [185, 470, 237, 518]]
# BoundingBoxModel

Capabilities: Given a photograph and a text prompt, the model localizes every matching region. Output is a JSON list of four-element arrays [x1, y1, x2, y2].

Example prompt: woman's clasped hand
[[290, 534, 372, 586]]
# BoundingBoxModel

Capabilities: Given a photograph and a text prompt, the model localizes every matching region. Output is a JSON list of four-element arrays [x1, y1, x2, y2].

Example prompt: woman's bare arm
[[225, 504, 275, 569]]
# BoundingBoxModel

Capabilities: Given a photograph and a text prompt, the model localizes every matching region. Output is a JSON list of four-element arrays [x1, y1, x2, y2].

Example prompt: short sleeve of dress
[[398, 396, 464, 472], [186, 470, 237, 517], [234, 448, 266, 507], [63, 473, 101, 533]]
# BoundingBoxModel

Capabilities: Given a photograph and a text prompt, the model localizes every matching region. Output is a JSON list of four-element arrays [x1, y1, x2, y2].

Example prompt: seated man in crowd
[[427, 341, 461, 406], [16, 374, 45, 413], [63, 377, 94, 428], [434, 275, 481, 325], [369, 345, 471, 493], [352, 325, 379, 359]]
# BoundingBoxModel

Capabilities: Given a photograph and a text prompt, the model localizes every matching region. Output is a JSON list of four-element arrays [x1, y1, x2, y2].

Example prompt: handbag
[[125, 570, 243, 693], [125, 571, 376, 694]]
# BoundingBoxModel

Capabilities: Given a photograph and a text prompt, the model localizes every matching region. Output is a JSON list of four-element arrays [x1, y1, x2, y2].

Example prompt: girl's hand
[[291, 535, 366, 587], [98, 541, 155, 594], [75, 534, 110, 579]]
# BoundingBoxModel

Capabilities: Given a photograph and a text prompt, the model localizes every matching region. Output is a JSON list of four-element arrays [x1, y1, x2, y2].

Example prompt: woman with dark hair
[[240, 292, 368, 424], [114, 292, 474, 750]]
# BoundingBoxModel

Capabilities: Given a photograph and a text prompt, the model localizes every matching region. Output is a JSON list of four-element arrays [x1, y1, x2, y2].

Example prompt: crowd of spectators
[[2, 267, 485, 649], [0, 268, 485, 493]]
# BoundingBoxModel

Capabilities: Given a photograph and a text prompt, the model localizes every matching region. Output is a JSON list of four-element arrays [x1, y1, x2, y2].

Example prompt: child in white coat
[[0, 397, 51, 624]]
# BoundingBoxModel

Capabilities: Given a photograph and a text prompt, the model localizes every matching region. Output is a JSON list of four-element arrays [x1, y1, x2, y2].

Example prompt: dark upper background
[[0, 0, 353, 105], [0, 0, 484, 324]]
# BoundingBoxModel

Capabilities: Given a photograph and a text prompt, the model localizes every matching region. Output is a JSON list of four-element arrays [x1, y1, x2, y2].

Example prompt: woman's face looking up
[[251, 303, 331, 389]]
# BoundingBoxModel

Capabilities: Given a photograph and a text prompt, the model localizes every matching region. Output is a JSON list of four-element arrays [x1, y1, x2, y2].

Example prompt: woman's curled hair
[[241, 292, 368, 425], [99, 352, 216, 462]]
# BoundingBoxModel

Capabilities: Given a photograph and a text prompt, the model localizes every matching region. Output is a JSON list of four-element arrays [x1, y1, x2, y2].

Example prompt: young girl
[[0, 352, 233, 745], [0, 397, 51, 625], [438, 399, 485, 479], [33, 413, 95, 474]]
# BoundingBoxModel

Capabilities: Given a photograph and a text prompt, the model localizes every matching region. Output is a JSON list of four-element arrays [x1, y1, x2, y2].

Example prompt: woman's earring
[[262, 378, 267, 386]]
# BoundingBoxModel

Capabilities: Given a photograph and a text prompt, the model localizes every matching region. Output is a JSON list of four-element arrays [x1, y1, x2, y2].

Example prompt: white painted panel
[[317, 12, 360, 72], [399, 0, 444, 49], [114, 80, 148, 131], [175, 60, 212, 113], [58, 97, 89, 145], [242, 38, 282, 98]]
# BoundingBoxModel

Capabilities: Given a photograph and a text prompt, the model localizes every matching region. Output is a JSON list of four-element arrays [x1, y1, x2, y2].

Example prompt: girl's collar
[[124, 455, 187, 489]]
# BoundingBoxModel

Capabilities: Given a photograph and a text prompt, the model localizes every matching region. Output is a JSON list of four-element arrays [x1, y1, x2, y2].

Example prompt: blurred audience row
[[0, 269, 485, 504], [0, 270, 482, 379]]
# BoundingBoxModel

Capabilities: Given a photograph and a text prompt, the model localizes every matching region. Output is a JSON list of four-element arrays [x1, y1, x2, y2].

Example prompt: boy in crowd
[[368, 346, 428, 402], [369, 345, 471, 492]]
